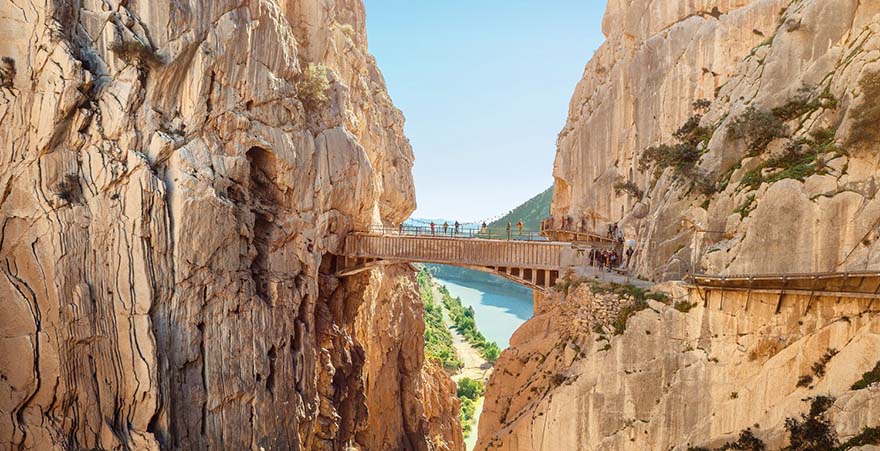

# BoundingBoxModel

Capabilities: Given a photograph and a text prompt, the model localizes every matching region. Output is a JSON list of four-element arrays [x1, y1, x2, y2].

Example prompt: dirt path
[[432, 284, 492, 382]]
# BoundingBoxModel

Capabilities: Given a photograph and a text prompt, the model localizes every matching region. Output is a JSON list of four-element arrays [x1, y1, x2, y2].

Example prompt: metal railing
[[362, 224, 548, 241], [539, 217, 617, 242]]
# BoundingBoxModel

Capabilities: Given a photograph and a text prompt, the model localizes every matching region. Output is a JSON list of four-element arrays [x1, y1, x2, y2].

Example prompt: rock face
[[0, 1, 456, 450], [477, 283, 880, 450], [552, 0, 880, 279], [349, 264, 464, 451]]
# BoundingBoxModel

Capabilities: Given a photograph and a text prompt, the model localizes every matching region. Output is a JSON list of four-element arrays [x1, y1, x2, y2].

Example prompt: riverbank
[[435, 283, 492, 383]]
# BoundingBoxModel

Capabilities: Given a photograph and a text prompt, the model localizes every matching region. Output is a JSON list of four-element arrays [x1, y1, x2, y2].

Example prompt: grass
[[418, 269, 462, 370], [851, 360, 880, 390]]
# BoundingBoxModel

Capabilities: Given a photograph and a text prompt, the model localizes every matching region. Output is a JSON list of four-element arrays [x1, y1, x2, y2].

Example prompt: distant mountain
[[489, 186, 553, 231]]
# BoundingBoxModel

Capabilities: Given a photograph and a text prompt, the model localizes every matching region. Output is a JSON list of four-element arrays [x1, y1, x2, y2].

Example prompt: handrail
[[365, 224, 548, 242]]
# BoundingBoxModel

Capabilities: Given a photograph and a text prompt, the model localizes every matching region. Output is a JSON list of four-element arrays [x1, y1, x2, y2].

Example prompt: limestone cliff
[[477, 282, 880, 450], [0, 1, 456, 450], [552, 0, 880, 279]]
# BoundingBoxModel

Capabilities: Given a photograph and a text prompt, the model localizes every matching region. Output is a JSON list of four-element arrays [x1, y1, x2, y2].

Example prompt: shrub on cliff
[[846, 71, 880, 148], [728, 107, 787, 156], [0, 57, 15, 88], [783, 395, 837, 451], [851, 360, 880, 390], [109, 39, 164, 67], [639, 100, 714, 180], [298, 63, 330, 110]]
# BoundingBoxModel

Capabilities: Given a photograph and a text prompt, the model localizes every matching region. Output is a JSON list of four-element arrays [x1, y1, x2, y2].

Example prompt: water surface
[[434, 272, 533, 349]]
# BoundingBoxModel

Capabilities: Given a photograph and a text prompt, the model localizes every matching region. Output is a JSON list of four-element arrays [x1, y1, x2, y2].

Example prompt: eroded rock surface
[[477, 283, 880, 450], [0, 1, 454, 450], [552, 0, 880, 279]]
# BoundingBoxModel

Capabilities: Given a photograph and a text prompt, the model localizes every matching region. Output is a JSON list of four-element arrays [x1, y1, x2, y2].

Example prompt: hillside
[[489, 186, 553, 231]]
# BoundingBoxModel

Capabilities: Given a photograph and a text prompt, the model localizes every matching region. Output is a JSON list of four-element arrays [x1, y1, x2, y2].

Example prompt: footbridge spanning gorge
[[334, 226, 613, 292]]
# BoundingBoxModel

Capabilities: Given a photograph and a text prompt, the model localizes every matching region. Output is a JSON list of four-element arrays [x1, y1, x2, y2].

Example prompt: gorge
[[2, 1, 880, 451]]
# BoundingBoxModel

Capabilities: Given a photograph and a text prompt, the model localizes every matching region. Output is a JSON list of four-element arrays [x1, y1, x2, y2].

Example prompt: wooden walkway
[[336, 233, 592, 291]]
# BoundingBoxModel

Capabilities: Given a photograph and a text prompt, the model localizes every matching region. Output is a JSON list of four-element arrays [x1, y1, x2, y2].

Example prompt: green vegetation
[[613, 177, 644, 200], [734, 194, 757, 218], [728, 106, 787, 156], [298, 63, 330, 110], [457, 377, 485, 399], [784, 396, 837, 451], [836, 427, 880, 450], [771, 88, 838, 121], [418, 269, 462, 370], [109, 39, 164, 67], [639, 100, 718, 192], [738, 128, 838, 191], [437, 284, 501, 362], [687, 429, 766, 451], [490, 185, 553, 231], [810, 349, 838, 379], [674, 301, 696, 313], [457, 378, 485, 438], [689, 396, 880, 451], [851, 360, 880, 390], [846, 71, 880, 148], [0, 57, 15, 88], [588, 282, 671, 335]]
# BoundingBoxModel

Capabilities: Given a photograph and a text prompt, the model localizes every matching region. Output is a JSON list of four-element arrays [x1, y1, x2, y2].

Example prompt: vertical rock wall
[[0, 1, 453, 450], [553, 0, 880, 279], [477, 284, 880, 450]]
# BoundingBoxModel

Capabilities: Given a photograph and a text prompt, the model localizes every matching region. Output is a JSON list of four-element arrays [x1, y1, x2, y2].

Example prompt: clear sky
[[364, 0, 608, 222]]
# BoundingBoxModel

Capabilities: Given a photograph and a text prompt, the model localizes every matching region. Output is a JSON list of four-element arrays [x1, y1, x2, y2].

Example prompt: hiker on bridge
[[506, 222, 512, 240], [443, 221, 449, 235], [399, 223, 403, 235], [454, 221, 460, 235], [481, 222, 487, 233], [430, 222, 435, 235], [517, 220, 524, 235]]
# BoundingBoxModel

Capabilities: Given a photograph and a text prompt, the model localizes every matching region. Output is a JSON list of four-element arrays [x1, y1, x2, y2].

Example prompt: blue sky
[[364, 1, 608, 222]]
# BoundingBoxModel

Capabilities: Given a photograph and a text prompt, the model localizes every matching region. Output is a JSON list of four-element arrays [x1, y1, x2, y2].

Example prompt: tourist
[[399, 223, 403, 235], [626, 247, 635, 268], [443, 221, 449, 235], [581, 217, 587, 232], [454, 221, 460, 235], [517, 220, 524, 235], [506, 222, 512, 240], [481, 222, 487, 233], [607, 223, 613, 238], [430, 222, 435, 235], [589, 248, 596, 266]]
